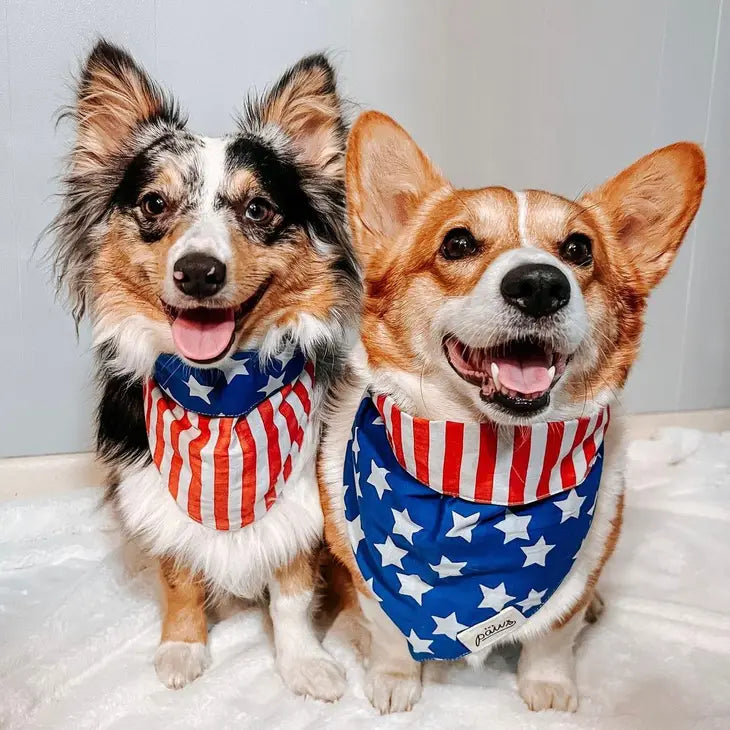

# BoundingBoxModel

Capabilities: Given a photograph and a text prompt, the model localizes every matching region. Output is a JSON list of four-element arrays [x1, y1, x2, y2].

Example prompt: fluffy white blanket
[[1, 428, 729, 729]]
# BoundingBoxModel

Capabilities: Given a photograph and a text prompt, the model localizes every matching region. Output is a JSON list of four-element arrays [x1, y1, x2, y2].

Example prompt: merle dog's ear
[[247, 54, 346, 177], [72, 39, 183, 173]]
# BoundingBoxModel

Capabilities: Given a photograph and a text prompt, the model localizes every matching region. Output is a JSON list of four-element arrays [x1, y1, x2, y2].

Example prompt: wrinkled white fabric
[[1, 427, 729, 730]]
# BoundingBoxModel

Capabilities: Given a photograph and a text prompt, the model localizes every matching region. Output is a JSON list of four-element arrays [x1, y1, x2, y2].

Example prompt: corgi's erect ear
[[73, 40, 183, 173], [583, 143, 706, 290], [346, 111, 446, 265], [249, 54, 346, 177]]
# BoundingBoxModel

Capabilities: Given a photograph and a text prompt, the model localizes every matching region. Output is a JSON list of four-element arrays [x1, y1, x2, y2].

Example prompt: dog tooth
[[490, 362, 501, 390], [548, 365, 556, 382]]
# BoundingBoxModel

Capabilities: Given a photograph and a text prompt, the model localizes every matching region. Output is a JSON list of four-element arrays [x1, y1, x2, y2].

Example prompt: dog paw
[[519, 678, 578, 712], [154, 641, 210, 689], [277, 650, 346, 702], [365, 668, 422, 714]]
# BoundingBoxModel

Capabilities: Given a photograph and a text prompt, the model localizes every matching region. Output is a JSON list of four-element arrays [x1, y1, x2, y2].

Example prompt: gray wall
[[1, 0, 728, 458]]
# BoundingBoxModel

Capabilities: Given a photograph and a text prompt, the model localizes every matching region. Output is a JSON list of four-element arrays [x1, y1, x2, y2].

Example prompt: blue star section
[[343, 396, 602, 662], [154, 347, 306, 417]]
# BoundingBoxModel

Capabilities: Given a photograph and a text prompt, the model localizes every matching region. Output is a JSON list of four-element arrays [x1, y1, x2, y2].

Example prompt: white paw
[[365, 668, 422, 714], [519, 677, 578, 712], [154, 641, 210, 689], [277, 650, 346, 702]]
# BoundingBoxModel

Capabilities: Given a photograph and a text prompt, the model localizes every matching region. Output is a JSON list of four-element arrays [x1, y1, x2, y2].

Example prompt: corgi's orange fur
[[320, 111, 705, 713]]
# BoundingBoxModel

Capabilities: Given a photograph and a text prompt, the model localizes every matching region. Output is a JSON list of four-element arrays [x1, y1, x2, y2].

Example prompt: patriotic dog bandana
[[343, 393, 609, 661], [144, 348, 315, 531]]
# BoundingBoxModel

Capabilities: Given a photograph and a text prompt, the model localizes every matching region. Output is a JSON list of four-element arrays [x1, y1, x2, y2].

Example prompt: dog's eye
[[245, 197, 275, 224], [440, 228, 478, 260], [140, 192, 167, 218], [560, 232, 593, 266]]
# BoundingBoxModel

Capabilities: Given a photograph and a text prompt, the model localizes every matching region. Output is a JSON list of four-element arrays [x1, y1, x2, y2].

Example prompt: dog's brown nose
[[173, 253, 226, 299], [501, 263, 570, 318]]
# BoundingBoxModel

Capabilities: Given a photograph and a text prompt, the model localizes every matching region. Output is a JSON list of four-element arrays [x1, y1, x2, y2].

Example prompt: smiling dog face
[[51, 41, 357, 375], [346, 111, 705, 424]]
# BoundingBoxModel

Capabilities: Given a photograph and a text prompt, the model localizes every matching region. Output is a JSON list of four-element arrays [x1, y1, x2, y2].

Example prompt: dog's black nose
[[501, 263, 571, 317], [173, 253, 226, 299]]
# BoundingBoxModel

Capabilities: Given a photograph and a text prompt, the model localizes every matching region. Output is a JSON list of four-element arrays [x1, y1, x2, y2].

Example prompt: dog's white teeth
[[548, 365, 556, 382], [490, 362, 501, 390]]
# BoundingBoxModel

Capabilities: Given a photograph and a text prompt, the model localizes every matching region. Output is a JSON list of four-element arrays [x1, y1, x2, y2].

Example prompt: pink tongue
[[494, 356, 552, 394], [171, 308, 235, 362]]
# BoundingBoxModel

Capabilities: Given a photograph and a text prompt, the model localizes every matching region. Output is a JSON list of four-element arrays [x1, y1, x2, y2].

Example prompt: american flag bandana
[[144, 348, 315, 531], [343, 393, 608, 661]]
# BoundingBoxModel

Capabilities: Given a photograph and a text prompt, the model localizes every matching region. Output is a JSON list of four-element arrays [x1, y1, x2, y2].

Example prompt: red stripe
[[583, 411, 605, 467], [292, 378, 312, 420], [187, 417, 211, 524], [560, 418, 590, 488], [412, 416, 431, 484], [279, 388, 299, 482], [536, 421, 565, 499], [509, 427, 532, 504], [259, 399, 281, 509], [213, 419, 232, 530], [390, 405, 405, 467], [441, 421, 464, 496], [153, 394, 169, 467], [474, 423, 498, 502], [144, 381, 153, 432], [236, 417, 257, 528], [167, 410, 192, 500]]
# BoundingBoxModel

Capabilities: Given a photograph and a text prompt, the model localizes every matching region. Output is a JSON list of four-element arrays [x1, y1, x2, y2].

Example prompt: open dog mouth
[[162, 278, 271, 364], [443, 336, 571, 414]]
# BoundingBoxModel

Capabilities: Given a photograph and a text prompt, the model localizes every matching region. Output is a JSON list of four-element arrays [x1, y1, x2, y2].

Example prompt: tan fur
[[275, 550, 318, 597], [159, 556, 207, 645]]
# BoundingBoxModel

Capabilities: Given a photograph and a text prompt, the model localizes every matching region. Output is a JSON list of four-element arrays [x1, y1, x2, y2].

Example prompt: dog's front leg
[[517, 607, 586, 712], [269, 551, 346, 702], [154, 555, 210, 689], [360, 592, 422, 714]]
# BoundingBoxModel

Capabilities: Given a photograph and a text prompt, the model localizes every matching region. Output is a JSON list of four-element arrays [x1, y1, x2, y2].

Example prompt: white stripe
[[515, 190, 532, 247], [175, 412, 198, 514], [591, 411, 609, 465], [382, 396, 395, 446], [548, 420, 580, 495], [400, 413, 417, 477], [571, 413, 598, 485], [198, 417, 219, 528], [157, 397, 178, 484], [228, 421, 243, 529], [246, 407, 270, 521], [264, 390, 286, 497], [427, 421, 446, 494], [286, 378, 308, 448], [147, 388, 160, 461], [491, 427, 515, 504], [274, 393, 293, 495], [459, 424, 481, 501], [523, 422, 549, 503]]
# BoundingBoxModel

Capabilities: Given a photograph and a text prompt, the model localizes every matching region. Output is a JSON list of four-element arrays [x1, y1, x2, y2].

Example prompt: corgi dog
[[49, 40, 359, 700], [320, 111, 705, 713]]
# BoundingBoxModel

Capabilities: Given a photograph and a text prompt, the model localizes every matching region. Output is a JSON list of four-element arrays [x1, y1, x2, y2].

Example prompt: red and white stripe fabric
[[373, 393, 609, 506], [143, 362, 315, 530]]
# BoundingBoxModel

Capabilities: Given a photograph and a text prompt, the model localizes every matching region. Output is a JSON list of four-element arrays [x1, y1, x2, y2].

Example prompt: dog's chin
[[443, 335, 574, 425]]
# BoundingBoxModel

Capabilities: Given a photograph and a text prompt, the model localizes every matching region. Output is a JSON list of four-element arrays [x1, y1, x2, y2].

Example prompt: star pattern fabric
[[343, 395, 603, 661]]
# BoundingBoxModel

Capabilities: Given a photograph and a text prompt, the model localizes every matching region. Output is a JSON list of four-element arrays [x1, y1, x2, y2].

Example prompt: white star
[[223, 358, 249, 383], [391, 507, 423, 545], [445, 510, 480, 542], [258, 372, 286, 398], [407, 629, 433, 655], [185, 374, 213, 404], [517, 588, 547, 611], [354, 469, 363, 498], [351, 428, 361, 459], [346, 514, 364, 547], [374, 536, 408, 568], [572, 537, 586, 561], [553, 489, 587, 522], [367, 461, 392, 499], [397, 572, 433, 605], [521, 536, 555, 567], [587, 499, 596, 516], [432, 612, 467, 640], [365, 577, 382, 602], [429, 555, 467, 579], [478, 582, 515, 612], [372, 415, 384, 425], [494, 509, 532, 543]]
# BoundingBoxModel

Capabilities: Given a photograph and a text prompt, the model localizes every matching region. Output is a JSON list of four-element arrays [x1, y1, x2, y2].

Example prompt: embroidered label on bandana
[[144, 348, 314, 531], [343, 394, 608, 661]]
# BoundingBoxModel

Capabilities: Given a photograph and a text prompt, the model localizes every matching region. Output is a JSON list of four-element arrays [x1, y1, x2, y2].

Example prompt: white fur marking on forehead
[[515, 190, 533, 248], [200, 137, 228, 210]]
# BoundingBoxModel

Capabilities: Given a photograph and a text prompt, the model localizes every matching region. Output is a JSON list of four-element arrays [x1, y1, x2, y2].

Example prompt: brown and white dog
[[320, 111, 705, 713], [49, 41, 359, 699]]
